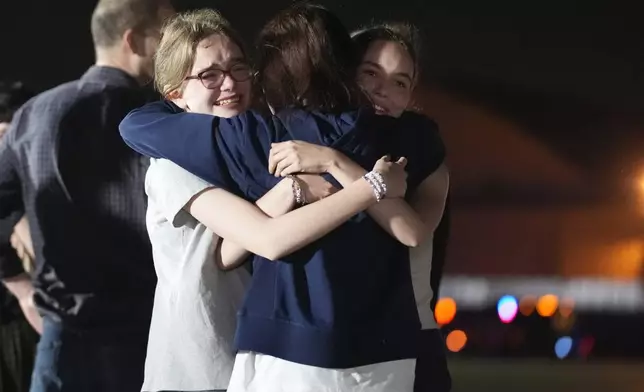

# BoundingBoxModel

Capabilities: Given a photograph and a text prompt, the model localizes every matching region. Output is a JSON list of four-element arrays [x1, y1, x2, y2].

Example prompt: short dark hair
[[0, 81, 34, 123], [91, 0, 166, 48], [256, 2, 365, 113], [352, 21, 422, 84]]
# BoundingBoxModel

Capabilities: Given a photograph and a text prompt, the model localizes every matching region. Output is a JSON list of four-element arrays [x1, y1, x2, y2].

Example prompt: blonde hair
[[154, 8, 246, 97]]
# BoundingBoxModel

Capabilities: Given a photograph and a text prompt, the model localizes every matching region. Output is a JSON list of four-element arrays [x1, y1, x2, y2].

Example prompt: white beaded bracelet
[[363, 170, 387, 202]]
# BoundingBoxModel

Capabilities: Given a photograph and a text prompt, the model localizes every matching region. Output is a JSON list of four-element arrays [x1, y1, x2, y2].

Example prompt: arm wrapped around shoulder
[[119, 101, 282, 197], [394, 111, 446, 190]]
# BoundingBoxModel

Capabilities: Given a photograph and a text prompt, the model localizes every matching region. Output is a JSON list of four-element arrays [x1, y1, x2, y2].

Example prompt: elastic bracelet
[[363, 170, 387, 202], [367, 171, 387, 196], [286, 175, 306, 206]]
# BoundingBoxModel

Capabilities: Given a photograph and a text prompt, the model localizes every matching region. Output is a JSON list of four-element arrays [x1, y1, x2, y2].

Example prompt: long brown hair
[[255, 3, 365, 113]]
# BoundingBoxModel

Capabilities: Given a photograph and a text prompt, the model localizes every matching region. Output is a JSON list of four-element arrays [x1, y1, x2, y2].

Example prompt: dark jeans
[[30, 318, 148, 392], [0, 318, 39, 392], [414, 329, 452, 392]]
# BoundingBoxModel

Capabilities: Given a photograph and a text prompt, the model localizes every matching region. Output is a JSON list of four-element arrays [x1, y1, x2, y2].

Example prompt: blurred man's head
[[91, 0, 175, 84], [0, 81, 34, 139]]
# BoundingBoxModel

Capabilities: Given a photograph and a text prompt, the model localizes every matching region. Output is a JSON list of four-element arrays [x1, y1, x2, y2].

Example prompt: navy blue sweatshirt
[[119, 101, 445, 368]]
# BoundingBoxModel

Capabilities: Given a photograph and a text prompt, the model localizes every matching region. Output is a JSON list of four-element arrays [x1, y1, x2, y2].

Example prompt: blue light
[[497, 295, 518, 323], [555, 336, 573, 359]]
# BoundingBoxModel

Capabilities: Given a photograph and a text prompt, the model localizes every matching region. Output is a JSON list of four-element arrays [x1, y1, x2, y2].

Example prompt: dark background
[[2, 0, 644, 178], [3, 3, 644, 387]]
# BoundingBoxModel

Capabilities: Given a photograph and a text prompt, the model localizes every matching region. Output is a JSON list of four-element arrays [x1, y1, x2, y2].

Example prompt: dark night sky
[[2, 0, 644, 182]]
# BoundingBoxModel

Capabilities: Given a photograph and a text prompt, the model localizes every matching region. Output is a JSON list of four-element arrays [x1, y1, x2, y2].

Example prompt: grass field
[[449, 359, 644, 392]]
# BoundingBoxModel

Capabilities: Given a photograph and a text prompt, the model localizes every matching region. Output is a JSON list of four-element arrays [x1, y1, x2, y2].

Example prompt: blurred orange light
[[519, 295, 537, 316], [434, 298, 457, 325], [559, 297, 575, 318], [446, 330, 467, 353], [536, 294, 559, 317], [635, 172, 644, 211]]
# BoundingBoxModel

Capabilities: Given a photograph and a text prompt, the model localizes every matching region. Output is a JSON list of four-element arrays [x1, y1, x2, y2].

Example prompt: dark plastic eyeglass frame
[[184, 65, 253, 89]]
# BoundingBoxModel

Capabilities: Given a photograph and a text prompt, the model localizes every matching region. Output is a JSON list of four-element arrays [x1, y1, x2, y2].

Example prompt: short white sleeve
[[146, 158, 214, 227]]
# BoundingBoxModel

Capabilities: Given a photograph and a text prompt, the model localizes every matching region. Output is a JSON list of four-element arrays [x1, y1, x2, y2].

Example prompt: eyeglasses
[[185, 64, 253, 89]]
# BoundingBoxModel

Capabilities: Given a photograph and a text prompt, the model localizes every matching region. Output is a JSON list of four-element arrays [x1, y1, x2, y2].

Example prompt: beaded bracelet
[[286, 175, 306, 206], [363, 170, 387, 202]]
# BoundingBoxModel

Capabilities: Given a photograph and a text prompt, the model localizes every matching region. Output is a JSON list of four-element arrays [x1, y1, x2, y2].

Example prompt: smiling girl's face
[[356, 39, 415, 118]]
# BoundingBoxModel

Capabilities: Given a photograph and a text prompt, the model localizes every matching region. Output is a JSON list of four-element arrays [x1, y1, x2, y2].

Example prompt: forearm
[[328, 154, 427, 247], [189, 176, 377, 261], [216, 179, 295, 270], [119, 101, 231, 187], [2, 273, 43, 334], [0, 144, 30, 279], [12, 217, 33, 255], [410, 165, 450, 235], [256, 178, 376, 259], [11, 217, 34, 272], [2, 273, 33, 300]]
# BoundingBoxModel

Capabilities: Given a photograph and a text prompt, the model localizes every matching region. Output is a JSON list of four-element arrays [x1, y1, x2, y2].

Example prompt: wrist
[[356, 176, 380, 204], [286, 175, 306, 207], [256, 178, 297, 217], [325, 150, 344, 174], [326, 150, 355, 178], [277, 178, 297, 210], [362, 170, 387, 202]]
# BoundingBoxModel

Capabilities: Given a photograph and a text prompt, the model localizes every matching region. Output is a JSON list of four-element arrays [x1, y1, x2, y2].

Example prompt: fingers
[[268, 154, 277, 175], [376, 156, 407, 169], [275, 158, 299, 177], [279, 164, 299, 177], [268, 148, 289, 174], [268, 146, 278, 174], [378, 155, 407, 164], [270, 142, 288, 153], [270, 141, 298, 155], [274, 158, 290, 177]]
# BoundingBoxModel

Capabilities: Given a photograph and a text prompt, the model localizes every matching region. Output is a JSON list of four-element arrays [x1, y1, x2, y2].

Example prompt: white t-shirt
[[228, 352, 416, 392], [142, 158, 250, 392]]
